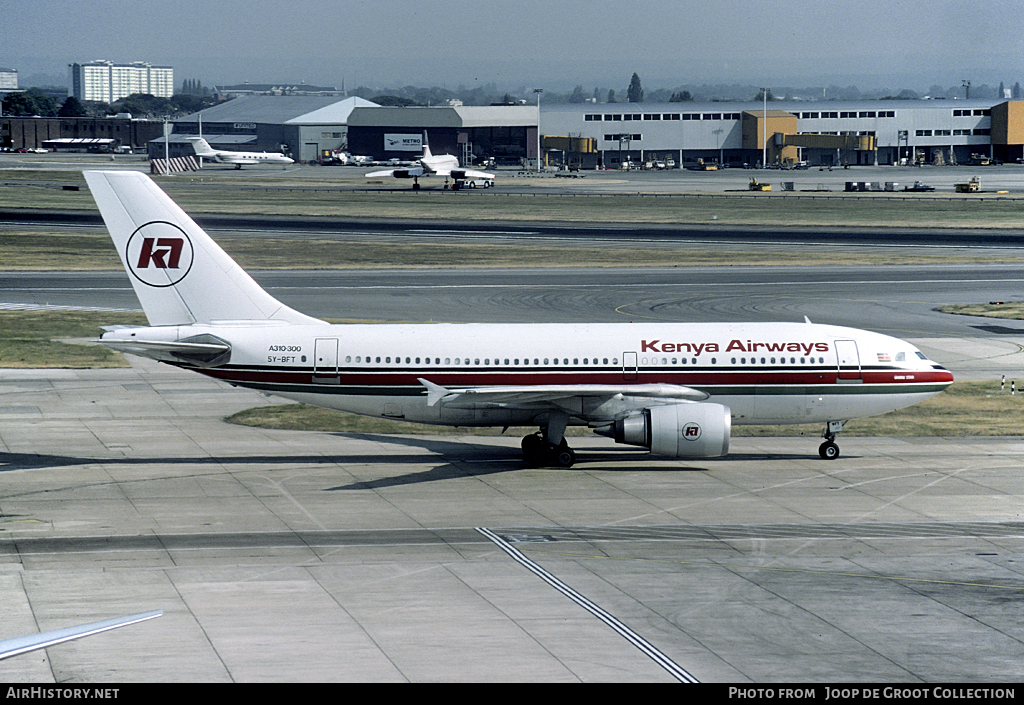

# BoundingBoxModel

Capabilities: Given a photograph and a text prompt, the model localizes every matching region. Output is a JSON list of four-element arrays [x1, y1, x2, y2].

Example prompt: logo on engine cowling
[[682, 423, 702, 440], [125, 221, 194, 288]]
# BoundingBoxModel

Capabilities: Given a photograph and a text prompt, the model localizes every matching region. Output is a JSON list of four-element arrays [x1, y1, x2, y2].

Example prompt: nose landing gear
[[819, 420, 846, 460]]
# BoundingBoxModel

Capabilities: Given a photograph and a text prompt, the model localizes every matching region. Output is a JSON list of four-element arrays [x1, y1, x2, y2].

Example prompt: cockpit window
[[916, 351, 927, 360]]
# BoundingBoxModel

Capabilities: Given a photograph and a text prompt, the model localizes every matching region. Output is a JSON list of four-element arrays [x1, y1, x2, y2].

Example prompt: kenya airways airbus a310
[[84, 170, 953, 467]]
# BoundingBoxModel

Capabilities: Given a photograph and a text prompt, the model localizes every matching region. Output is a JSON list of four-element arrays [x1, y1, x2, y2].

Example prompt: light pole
[[762, 87, 769, 168], [534, 88, 543, 172]]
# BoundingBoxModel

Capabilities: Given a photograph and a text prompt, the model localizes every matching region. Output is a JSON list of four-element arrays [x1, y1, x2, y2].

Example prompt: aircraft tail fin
[[84, 170, 324, 327], [185, 137, 217, 156], [422, 131, 432, 159]]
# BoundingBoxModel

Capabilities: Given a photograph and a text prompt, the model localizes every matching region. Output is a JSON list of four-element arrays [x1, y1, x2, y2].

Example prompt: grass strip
[[6, 176, 1024, 229], [938, 302, 1024, 319], [2, 229, 1023, 271], [0, 310, 147, 368]]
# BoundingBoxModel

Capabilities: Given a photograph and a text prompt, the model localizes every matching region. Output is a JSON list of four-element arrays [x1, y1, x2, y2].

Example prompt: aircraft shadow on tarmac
[[325, 433, 718, 489], [1, 435, 820, 493], [0, 450, 441, 472]]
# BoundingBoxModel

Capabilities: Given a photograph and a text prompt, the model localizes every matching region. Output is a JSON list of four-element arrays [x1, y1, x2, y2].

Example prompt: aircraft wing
[[0, 611, 162, 660], [419, 378, 707, 408], [366, 167, 425, 179]]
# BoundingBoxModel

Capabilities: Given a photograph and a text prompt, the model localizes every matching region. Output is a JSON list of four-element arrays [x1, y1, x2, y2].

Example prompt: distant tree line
[[180, 78, 212, 96], [7, 72, 1024, 117], [1, 88, 220, 119]]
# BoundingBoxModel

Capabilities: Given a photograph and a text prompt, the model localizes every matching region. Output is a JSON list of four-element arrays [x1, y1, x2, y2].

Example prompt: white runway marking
[[477, 526, 699, 683]]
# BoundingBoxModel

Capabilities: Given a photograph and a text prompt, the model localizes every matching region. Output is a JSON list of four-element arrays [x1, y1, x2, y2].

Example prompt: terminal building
[[540, 99, 1020, 169], [163, 96, 1024, 170], [9, 91, 1020, 169]]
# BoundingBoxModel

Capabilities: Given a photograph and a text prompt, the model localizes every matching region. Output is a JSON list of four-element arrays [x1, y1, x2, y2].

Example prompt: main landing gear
[[522, 433, 576, 467], [819, 420, 846, 460], [521, 412, 576, 467]]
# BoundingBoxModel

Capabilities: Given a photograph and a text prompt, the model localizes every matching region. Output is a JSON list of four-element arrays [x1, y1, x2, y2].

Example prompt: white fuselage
[[108, 320, 953, 429], [207, 151, 294, 165]]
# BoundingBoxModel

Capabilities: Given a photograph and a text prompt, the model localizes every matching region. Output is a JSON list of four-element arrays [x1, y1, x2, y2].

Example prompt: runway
[[4, 262, 1024, 333], [3, 210, 1024, 681]]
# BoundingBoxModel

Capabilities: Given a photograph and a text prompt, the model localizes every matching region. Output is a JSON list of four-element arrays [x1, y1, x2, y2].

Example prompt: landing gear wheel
[[521, 434, 576, 468], [522, 433, 545, 467], [818, 441, 840, 460], [553, 446, 576, 468], [522, 433, 543, 455]]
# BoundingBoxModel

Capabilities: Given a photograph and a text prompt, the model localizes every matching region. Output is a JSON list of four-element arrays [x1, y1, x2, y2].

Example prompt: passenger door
[[313, 338, 339, 384], [834, 339, 861, 381]]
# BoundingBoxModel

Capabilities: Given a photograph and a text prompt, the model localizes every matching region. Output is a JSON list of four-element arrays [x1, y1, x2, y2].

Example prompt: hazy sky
[[4, 0, 1023, 92]]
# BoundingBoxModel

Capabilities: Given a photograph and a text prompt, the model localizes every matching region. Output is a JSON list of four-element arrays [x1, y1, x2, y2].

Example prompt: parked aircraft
[[186, 137, 294, 169], [365, 133, 494, 190], [84, 170, 953, 466], [0, 611, 162, 660]]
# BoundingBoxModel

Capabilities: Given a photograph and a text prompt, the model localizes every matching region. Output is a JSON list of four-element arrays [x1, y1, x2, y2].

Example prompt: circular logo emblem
[[682, 422, 702, 441], [125, 222, 194, 288]]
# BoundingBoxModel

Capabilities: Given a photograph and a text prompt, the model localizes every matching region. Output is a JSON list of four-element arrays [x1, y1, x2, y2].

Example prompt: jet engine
[[595, 403, 731, 458]]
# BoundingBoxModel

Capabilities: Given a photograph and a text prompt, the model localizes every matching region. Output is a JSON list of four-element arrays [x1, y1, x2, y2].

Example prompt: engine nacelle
[[598, 403, 731, 458]]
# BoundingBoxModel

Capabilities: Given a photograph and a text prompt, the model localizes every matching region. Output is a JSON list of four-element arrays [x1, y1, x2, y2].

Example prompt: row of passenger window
[[342, 355, 829, 367], [346, 356, 619, 366]]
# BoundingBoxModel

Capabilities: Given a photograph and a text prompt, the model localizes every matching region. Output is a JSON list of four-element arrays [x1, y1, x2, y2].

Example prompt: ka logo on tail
[[126, 222, 194, 287]]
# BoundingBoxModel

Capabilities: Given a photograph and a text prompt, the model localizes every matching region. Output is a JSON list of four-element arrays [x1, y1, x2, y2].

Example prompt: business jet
[[186, 137, 294, 169], [84, 170, 953, 466], [365, 133, 494, 190]]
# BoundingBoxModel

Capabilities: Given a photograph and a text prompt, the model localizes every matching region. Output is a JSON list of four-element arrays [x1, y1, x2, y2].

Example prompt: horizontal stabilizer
[[99, 332, 232, 367]]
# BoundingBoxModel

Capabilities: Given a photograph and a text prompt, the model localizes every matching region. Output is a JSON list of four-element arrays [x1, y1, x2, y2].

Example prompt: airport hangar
[[149, 95, 1024, 169], [157, 95, 379, 164], [161, 96, 538, 166]]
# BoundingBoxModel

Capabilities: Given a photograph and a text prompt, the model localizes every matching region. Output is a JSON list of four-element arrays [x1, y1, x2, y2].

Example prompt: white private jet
[[186, 137, 294, 169], [84, 170, 953, 466], [366, 133, 494, 190]]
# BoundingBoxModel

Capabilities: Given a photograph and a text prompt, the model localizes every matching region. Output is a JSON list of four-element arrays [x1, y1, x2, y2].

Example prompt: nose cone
[[932, 366, 955, 387]]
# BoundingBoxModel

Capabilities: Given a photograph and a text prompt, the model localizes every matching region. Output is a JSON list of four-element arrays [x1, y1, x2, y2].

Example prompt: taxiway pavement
[[2, 347, 1024, 682]]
